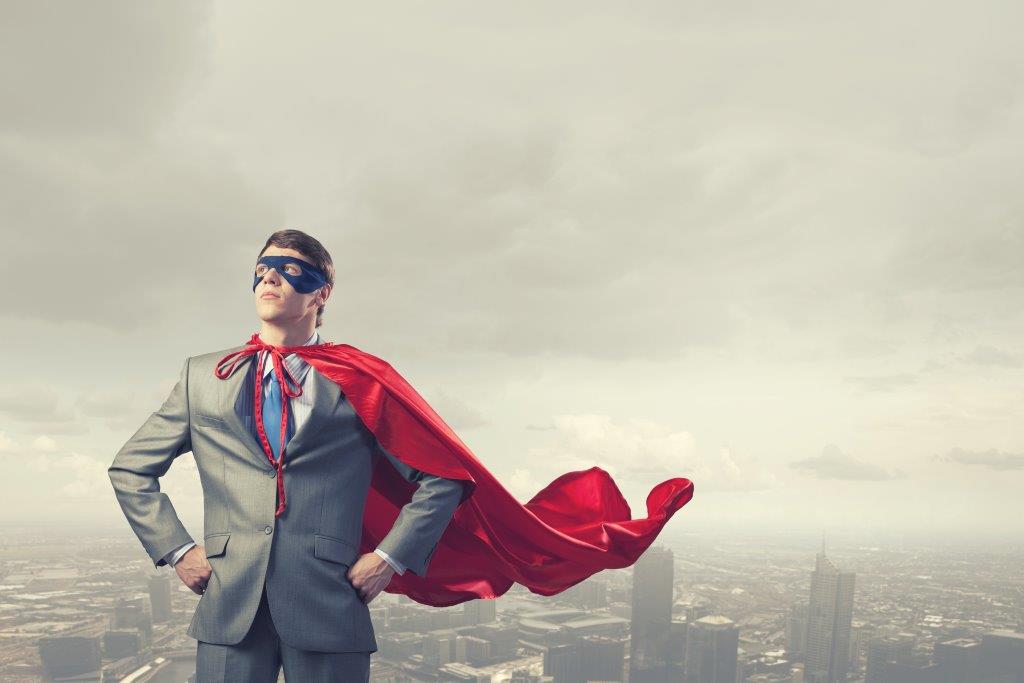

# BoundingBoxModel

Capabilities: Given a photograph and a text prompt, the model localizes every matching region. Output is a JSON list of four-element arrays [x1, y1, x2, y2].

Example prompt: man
[[107, 229, 465, 681]]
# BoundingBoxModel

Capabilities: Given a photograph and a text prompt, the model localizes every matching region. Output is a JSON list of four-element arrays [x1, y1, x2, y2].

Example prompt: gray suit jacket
[[107, 343, 466, 652]]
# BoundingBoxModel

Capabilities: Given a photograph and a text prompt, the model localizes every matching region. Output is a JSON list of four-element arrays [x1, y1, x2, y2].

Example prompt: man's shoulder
[[187, 343, 252, 372]]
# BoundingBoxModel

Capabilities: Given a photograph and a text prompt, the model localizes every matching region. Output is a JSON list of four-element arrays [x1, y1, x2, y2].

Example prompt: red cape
[[220, 334, 694, 607]]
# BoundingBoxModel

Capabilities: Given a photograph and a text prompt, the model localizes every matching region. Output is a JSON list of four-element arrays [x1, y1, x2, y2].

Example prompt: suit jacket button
[[264, 526, 273, 534], [267, 469, 277, 478]]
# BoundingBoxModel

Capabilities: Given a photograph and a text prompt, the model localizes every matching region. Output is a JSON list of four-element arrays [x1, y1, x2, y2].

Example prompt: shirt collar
[[259, 330, 320, 383]]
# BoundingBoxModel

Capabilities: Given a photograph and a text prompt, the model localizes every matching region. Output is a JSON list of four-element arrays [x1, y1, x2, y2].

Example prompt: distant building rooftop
[[988, 630, 1024, 641]]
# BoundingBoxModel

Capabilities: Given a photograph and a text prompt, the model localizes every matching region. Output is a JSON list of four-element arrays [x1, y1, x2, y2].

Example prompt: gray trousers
[[195, 581, 371, 682]]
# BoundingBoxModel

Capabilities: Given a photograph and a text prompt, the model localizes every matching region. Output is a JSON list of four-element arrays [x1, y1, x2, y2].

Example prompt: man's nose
[[260, 267, 282, 284]]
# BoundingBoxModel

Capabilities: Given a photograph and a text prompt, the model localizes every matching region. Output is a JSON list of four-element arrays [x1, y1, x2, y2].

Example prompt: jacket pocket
[[204, 532, 231, 557], [313, 534, 358, 567], [195, 413, 231, 431]]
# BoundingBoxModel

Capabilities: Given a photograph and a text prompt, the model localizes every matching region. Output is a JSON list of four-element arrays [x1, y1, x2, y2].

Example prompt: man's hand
[[347, 552, 396, 604], [174, 544, 212, 595]]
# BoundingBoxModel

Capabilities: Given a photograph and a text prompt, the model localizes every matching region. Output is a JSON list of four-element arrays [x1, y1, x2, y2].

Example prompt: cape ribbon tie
[[214, 332, 322, 517]]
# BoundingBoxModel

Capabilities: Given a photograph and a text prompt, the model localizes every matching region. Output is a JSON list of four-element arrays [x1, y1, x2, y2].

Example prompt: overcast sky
[[2, 1, 1021, 543]]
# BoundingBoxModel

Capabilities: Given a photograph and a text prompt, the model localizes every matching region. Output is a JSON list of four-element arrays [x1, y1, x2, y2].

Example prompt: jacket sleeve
[[108, 357, 196, 568], [373, 443, 465, 577]]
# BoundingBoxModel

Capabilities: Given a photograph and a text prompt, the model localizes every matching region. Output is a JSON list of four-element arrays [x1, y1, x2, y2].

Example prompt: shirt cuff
[[374, 547, 406, 575], [166, 541, 196, 567]]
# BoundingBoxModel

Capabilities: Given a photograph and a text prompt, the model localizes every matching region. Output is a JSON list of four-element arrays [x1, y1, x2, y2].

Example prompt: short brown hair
[[257, 229, 335, 328]]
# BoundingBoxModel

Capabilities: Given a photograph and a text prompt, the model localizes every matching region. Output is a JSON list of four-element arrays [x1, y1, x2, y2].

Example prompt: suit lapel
[[214, 347, 339, 467], [216, 351, 267, 466], [285, 366, 340, 459]]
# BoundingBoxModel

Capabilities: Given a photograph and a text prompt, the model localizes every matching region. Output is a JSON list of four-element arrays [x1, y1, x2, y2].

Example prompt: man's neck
[[257, 324, 317, 347]]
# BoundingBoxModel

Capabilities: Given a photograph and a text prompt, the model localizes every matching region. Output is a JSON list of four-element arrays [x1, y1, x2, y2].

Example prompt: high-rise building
[[423, 630, 458, 667], [628, 545, 674, 683], [463, 598, 497, 625], [865, 634, 914, 683], [478, 622, 520, 660], [786, 602, 809, 657], [459, 635, 492, 666], [683, 615, 739, 683], [540, 637, 626, 683], [148, 572, 173, 622], [581, 635, 627, 682], [933, 638, 980, 683], [509, 670, 554, 683], [544, 643, 584, 683], [112, 596, 153, 641], [686, 604, 711, 625], [848, 623, 866, 674], [38, 636, 102, 681], [804, 538, 855, 683], [872, 658, 942, 683], [668, 617, 688, 680], [103, 629, 143, 661], [561, 577, 609, 609], [977, 630, 1024, 682]]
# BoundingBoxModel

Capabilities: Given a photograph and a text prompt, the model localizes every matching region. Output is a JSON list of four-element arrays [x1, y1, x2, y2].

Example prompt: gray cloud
[[0, 386, 75, 423], [0, 3, 211, 138], [1, 2, 283, 332], [425, 390, 489, 431], [2, 1, 1022, 535], [936, 447, 1024, 471], [518, 415, 775, 500], [959, 345, 1021, 367], [0, 421, 89, 438], [6, 1, 1024, 364], [75, 390, 142, 420], [789, 444, 905, 481]]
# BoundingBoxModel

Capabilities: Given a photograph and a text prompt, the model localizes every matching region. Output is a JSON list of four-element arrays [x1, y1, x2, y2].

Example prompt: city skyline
[[2, 528, 1020, 680]]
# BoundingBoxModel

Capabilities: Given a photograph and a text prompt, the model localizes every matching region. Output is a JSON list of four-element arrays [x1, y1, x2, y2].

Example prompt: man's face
[[253, 246, 329, 324]]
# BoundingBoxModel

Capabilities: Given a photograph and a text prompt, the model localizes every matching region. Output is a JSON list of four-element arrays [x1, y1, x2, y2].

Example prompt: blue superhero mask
[[252, 255, 329, 294]]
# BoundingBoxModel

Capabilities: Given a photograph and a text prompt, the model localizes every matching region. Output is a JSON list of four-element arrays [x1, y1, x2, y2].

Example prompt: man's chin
[[255, 310, 289, 324]]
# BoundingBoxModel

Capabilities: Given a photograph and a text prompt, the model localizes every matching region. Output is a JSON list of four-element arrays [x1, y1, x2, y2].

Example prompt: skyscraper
[[629, 545, 674, 683], [148, 572, 173, 622], [786, 602, 809, 657], [804, 538, 855, 683], [933, 637, 979, 683], [977, 630, 1024, 682], [865, 634, 914, 683], [684, 615, 739, 683], [38, 636, 102, 681], [544, 642, 584, 683], [668, 617, 688, 681], [463, 598, 497, 625], [581, 636, 627, 682]]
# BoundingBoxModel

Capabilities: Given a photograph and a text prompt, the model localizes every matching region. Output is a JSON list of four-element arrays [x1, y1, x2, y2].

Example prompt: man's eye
[[254, 263, 300, 276]]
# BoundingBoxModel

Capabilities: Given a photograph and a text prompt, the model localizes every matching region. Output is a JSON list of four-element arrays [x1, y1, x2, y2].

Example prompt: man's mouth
[[261, 293, 280, 299]]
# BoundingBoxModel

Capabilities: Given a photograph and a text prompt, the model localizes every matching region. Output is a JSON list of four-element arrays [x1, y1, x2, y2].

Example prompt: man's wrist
[[373, 547, 405, 575], [166, 540, 196, 567]]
